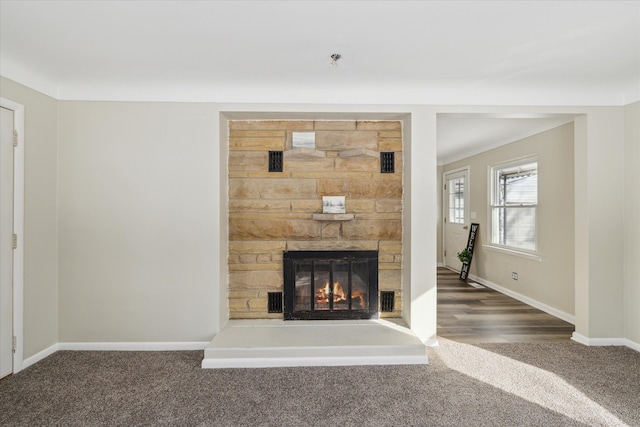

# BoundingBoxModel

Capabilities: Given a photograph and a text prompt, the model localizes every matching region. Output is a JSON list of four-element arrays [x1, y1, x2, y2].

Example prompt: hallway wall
[[0, 77, 58, 359]]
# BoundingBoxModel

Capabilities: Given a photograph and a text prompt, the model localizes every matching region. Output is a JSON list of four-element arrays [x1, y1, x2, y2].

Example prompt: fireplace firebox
[[283, 250, 379, 320]]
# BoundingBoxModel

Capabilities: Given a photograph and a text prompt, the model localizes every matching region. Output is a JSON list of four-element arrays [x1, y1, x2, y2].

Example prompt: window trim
[[483, 243, 542, 262], [443, 166, 470, 226], [488, 156, 539, 255]]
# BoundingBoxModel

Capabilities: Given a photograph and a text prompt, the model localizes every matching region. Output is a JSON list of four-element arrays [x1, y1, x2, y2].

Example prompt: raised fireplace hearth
[[283, 250, 379, 320]]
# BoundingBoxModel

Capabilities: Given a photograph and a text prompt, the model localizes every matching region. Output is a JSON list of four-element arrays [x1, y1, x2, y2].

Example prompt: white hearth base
[[202, 319, 428, 369]]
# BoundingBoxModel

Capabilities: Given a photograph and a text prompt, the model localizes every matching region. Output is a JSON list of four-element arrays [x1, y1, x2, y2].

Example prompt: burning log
[[315, 281, 366, 308]]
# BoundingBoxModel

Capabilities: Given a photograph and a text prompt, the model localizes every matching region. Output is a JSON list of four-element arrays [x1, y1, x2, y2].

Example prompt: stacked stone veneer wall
[[228, 120, 403, 319]]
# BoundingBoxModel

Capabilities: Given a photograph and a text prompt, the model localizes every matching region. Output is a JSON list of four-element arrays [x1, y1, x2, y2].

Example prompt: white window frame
[[446, 170, 467, 225], [487, 156, 539, 257]]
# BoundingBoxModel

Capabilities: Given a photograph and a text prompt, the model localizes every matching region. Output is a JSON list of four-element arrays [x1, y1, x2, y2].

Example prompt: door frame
[[1, 97, 24, 374], [442, 166, 470, 269]]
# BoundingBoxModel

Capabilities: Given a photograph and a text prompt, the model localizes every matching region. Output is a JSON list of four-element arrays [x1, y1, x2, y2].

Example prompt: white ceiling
[[436, 114, 577, 164], [1, 0, 638, 163]]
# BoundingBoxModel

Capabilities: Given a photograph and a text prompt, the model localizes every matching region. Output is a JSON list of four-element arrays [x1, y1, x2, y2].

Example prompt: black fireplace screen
[[283, 250, 379, 320]]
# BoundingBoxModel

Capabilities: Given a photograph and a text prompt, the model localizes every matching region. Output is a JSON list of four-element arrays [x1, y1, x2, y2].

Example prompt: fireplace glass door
[[284, 251, 378, 320]]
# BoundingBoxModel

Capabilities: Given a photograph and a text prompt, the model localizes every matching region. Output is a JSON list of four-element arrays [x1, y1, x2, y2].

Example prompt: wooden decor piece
[[460, 223, 479, 282]]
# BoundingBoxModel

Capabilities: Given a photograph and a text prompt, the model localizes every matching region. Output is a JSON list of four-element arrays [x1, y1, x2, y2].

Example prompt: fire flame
[[316, 281, 364, 308]]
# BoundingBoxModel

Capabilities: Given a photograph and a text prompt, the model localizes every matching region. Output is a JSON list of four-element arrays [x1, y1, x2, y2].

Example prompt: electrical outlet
[[512, 272, 518, 280]]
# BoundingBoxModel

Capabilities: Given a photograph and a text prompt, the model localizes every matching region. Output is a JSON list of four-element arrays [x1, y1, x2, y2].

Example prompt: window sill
[[483, 244, 542, 262]]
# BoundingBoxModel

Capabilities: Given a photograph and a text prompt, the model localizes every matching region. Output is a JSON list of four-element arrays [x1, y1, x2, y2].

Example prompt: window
[[448, 175, 465, 224], [491, 159, 537, 252]]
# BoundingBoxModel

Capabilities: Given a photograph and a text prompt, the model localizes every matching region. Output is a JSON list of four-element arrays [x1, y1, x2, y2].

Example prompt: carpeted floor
[[1, 340, 638, 426]]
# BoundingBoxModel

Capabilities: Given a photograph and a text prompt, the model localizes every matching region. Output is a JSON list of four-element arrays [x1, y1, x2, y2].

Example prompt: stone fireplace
[[228, 120, 403, 319]]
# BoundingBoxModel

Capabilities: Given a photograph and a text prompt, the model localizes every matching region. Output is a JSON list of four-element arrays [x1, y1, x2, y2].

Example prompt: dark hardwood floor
[[437, 267, 574, 343]]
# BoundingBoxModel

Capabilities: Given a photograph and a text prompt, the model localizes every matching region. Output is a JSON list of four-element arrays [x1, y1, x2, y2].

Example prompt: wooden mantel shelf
[[312, 213, 355, 221], [338, 148, 379, 158], [283, 148, 326, 158]]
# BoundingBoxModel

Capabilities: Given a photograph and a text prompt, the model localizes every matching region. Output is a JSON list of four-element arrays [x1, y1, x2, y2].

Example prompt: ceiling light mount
[[330, 53, 341, 67]]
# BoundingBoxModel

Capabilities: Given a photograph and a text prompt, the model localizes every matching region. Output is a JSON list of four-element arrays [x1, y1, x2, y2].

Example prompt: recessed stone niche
[[228, 120, 403, 319]]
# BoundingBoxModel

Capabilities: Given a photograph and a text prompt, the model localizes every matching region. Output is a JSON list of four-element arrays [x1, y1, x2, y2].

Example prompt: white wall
[[0, 77, 58, 359], [3, 72, 636, 352], [405, 109, 438, 343], [57, 102, 220, 342], [54, 103, 442, 344], [574, 109, 625, 340], [443, 123, 575, 318], [436, 165, 443, 266], [624, 102, 640, 345]]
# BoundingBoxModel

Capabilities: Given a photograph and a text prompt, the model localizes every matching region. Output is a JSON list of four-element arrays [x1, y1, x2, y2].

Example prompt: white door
[[443, 168, 469, 271], [0, 106, 14, 378]]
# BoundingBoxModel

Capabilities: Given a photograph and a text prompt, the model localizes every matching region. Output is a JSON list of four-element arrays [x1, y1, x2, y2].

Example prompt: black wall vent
[[380, 152, 395, 173], [268, 292, 283, 313], [268, 151, 283, 172], [380, 291, 395, 312]]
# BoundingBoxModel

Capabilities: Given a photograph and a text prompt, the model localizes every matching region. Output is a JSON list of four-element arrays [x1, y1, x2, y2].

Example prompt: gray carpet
[[1, 340, 638, 426]]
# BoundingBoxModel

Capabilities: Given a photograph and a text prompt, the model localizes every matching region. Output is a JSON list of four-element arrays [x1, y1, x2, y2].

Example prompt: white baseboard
[[436, 262, 445, 267], [571, 333, 640, 351], [625, 339, 640, 352], [58, 341, 210, 351], [468, 273, 575, 325], [22, 343, 59, 370]]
